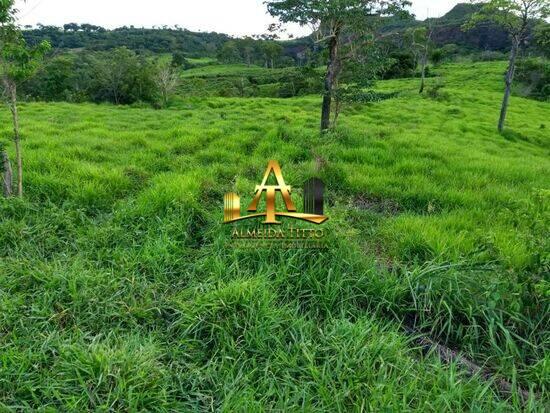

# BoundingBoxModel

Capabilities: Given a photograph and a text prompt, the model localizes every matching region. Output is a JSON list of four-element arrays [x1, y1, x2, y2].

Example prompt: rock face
[[431, 22, 511, 51], [283, 3, 517, 62], [429, 4, 511, 51]]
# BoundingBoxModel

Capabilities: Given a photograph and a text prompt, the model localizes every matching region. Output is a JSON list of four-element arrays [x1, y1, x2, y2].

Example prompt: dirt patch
[[354, 194, 401, 215]]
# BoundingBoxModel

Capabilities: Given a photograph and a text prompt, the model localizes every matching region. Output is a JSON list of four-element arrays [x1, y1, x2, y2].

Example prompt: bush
[[380, 52, 416, 79], [516, 58, 550, 101], [171, 52, 195, 70], [426, 80, 450, 101], [436, 44, 461, 63], [430, 49, 445, 66]]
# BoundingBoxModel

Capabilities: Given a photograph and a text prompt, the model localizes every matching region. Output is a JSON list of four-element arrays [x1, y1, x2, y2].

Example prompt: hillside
[[0, 61, 548, 410], [22, 25, 230, 56], [21, 3, 517, 60], [381, 3, 511, 51]]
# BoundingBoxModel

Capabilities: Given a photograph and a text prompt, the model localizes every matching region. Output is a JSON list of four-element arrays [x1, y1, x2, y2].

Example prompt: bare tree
[[154, 63, 180, 108], [409, 21, 433, 94], [466, 0, 550, 132], [1, 1, 50, 197]]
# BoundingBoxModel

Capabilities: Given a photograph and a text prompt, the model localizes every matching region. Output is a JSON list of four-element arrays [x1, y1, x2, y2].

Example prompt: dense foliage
[[23, 24, 230, 56], [516, 58, 550, 101], [22, 48, 159, 104]]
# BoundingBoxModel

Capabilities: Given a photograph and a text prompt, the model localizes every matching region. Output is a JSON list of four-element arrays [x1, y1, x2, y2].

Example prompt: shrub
[[426, 80, 450, 101], [380, 51, 416, 79], [430, 49, 445, 66], [171, 52, 195, 70], [515, 58, 550, 101]]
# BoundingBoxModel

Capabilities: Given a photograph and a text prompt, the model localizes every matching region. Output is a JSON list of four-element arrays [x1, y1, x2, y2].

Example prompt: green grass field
[[0, 61, 548, 411]]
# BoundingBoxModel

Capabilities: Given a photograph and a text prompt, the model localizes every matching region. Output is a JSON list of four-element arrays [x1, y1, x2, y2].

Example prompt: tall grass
[[0, 61, 548, 410]]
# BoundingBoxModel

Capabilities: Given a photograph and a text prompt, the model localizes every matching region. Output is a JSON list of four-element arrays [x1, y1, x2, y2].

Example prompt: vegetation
[[516, 57, 550, 101], [23, 24, 230, 56], [266, 0, 411, 131], [408, 23, 434, 93], [0, 60, 548, 411], [21, 48, 171, 105], [0, 0, 548, 410], [1, 0, 50, 197], [466, 0, 550, 132]]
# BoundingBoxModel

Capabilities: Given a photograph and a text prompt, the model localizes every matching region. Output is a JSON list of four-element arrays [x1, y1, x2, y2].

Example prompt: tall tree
[[408, 22, 433, 94], [238, 37, 257, 66], [217, 40, 240, 63], [266, 0, 410, 131], [0, 0, 50, 197], [466, 0, 550, 132], [261, 40, 284, 68]]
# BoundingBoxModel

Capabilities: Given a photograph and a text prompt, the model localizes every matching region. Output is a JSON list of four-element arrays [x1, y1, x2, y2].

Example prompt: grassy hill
[[0, 61, 548, 411]]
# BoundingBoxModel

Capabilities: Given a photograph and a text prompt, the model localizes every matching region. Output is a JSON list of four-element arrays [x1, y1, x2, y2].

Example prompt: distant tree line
[[14, 3, 550, 112], [21, 6, 546, 70], [217, 38, 288, 68], [23, 24, 230, 56]]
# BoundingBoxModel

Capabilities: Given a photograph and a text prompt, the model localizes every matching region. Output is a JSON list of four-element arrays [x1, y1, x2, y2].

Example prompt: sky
[[15, 0, 463, 38]]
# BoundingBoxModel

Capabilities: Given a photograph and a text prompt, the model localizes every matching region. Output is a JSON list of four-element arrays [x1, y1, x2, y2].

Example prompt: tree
[[1, 0, 50, 197], [534, 22, 550, 57], [171, 51, 193, 70], [261, 40, 283, 68], [408, 23, 433, 93], [266, 0, 410, 131], [238, 37, 256, 66], [466, 0, 550, 132], [24, 54, 75, 101], [0, 0, 13, 198], [331, 34, 395, 127], [91, 47, 148, 104], [217, 40, 240, 63], [154, 63, 180, 107], [63, 22, 80, 32]]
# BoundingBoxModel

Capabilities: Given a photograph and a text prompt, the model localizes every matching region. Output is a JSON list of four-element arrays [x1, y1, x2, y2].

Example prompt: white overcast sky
[[15, 0, 463, 37]]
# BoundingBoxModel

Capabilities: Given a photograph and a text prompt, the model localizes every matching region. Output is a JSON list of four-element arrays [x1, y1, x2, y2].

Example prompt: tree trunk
[[498, 38, 519, 133], [8, 82, 23, 197], [1, 149, 12, 198], [419, 53, 427, 94], [321, 30, 340, 132]]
